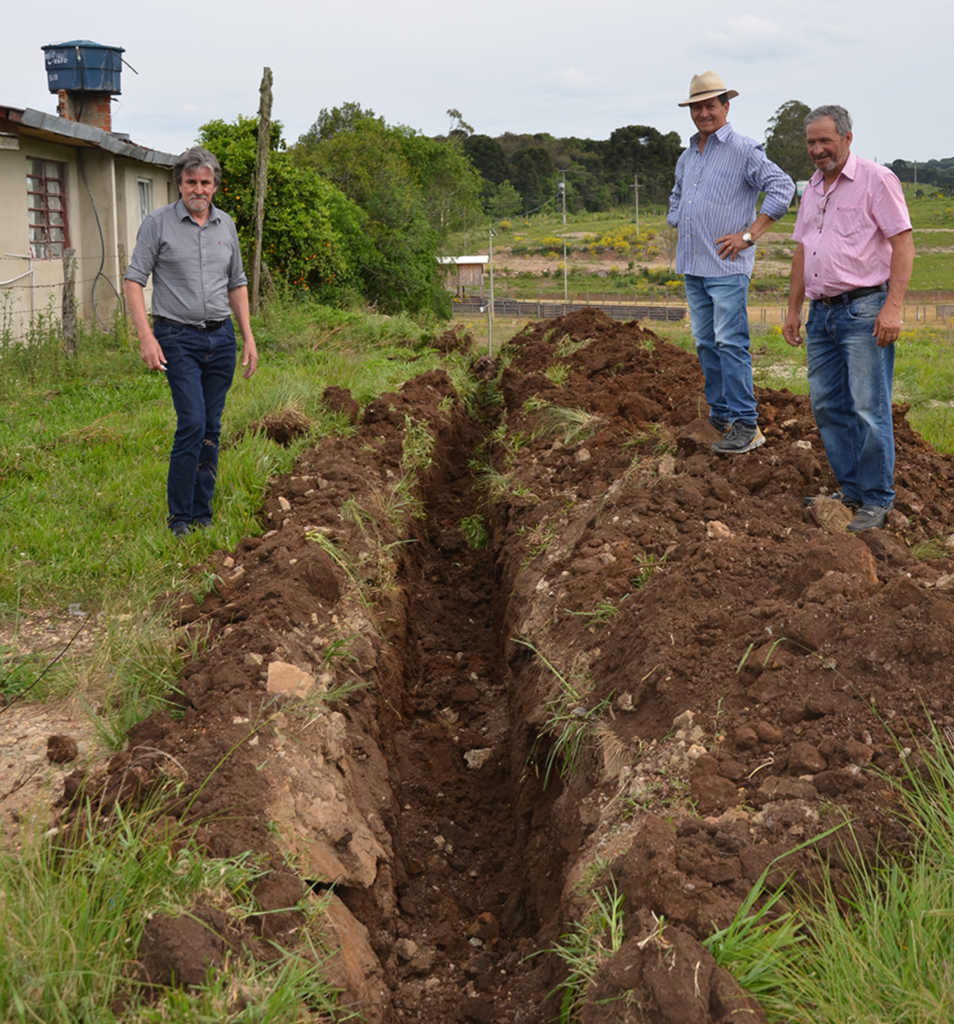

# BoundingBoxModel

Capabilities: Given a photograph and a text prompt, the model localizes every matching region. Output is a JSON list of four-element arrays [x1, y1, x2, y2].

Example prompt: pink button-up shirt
[[793, 152, 911, 300]]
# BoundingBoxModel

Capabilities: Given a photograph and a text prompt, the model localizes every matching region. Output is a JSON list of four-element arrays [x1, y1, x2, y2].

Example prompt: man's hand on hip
[[714, 231, 752, 261]]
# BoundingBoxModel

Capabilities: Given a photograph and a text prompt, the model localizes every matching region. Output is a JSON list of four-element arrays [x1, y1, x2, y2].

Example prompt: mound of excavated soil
[[48, 309, 954, 1022]]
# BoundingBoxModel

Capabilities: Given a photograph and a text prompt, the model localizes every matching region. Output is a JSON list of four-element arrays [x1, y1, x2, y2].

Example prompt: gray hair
[[804, 105, 852, 138], [173, 147, 222, 189]]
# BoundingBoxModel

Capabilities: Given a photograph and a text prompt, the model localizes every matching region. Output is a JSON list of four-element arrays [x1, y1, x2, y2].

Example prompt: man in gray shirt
[[124, 147, 258, 537]]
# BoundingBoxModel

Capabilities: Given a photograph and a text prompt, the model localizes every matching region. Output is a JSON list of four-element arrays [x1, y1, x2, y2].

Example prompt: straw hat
[[678, 71, 739, 107]]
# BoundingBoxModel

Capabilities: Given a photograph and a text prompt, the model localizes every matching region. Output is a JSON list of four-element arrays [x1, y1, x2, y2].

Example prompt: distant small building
[[0, 41, 176, 336], [439, 255, 489, 297]]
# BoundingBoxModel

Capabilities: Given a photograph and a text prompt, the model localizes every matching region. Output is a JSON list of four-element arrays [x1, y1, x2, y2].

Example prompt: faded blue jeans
[[806, 291, 895, 506], [684, 273, 758, 425], [155, 318, 237, 529]]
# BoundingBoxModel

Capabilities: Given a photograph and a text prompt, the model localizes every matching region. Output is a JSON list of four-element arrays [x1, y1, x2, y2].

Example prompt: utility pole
[[488, 227, 496, 356], [633, 174, 640, 235], [559, 170, 567, 226], [563, 237, 568, 302]]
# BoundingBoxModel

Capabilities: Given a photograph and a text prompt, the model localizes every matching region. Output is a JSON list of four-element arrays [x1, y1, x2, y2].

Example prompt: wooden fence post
[[251, 67, 273, 316], [62, 247, 76, 357]]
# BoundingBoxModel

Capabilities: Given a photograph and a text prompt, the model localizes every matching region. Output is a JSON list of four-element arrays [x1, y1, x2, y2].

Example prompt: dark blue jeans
[[154, 319, 236, 529], [806, 291, 895, 506]]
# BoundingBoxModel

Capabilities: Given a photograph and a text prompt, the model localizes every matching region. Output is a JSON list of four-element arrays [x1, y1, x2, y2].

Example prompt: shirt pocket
[[831, 204, 867, 238]]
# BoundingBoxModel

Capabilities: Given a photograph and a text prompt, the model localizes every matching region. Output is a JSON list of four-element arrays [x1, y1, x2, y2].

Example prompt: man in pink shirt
[[783, 105, 914, 532]]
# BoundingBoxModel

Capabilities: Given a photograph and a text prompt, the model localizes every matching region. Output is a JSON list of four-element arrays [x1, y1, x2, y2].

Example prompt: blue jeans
[[684, 274, 757, 424], [155, 319, 237, 528], [806, 291, 894, 506]]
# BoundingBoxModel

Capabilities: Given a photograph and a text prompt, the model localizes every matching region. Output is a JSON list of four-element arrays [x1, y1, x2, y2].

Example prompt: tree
[[462, 134, 510, 186], [446, 108, 474, 140], [198, 116, 366, 304], [765, 101, 815, 182], [509, 146, 557, 211], [604, 126, 684, 207], [301, 102, 381, 143], [294, 107, 451, 316], [485, 180, 522, 219], [393, 126, 483, 237]]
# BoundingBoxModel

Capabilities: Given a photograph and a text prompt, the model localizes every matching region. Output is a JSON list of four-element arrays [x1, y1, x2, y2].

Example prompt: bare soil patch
[[14, 309, 954, 1022]]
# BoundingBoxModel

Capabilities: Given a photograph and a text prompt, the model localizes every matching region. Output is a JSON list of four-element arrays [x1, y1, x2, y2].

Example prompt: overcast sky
[[3, 0, 947, 167]]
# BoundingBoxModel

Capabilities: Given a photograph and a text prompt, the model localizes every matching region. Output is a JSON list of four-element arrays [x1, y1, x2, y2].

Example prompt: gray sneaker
[[712, 422, 765, 454], [708, 416, 731, 433], [846, 502, 893, 533], [804, 490, 861, 511]]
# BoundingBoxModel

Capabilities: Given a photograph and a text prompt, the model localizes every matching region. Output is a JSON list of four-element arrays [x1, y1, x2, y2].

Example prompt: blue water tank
[[41, 40, 124, 94]]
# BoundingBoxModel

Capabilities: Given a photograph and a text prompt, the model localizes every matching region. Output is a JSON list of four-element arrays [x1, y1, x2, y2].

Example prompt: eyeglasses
[[816, 193, 831, 231]]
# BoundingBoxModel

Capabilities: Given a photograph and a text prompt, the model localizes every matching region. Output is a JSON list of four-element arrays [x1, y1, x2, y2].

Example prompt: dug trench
[[49, 309, 954, 1022]]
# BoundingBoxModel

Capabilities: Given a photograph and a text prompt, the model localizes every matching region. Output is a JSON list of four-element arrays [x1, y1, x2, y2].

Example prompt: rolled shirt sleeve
[[668, 124, 794, 278]]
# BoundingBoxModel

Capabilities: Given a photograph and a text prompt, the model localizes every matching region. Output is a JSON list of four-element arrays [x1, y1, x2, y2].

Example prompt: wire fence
[[454, 290, 954, 328], [3, 253, 952, 339]]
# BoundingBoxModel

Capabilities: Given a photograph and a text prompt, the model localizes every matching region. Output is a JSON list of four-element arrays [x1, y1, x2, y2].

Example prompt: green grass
[[707, 725, 954, 1023], [0, 297, 476, 737], [0, 302, 455, 613], [0, 799, 343, 1023], [452, 206, 671, 252], [515, 637, 611, 788], [653, 319, 954, 454], [452, 187, 954, 302], [0, 298, 463, 1021], [544, 882, 626, 1024], [909, 251, 954, 291]]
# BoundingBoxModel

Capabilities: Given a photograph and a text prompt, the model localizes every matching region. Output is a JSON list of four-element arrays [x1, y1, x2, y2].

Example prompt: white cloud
[[706, 14, 794, 58], [560, 67, 588, 89]]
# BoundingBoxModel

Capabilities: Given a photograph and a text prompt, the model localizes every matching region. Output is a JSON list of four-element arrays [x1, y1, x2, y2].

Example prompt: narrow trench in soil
[[386, 416, 551, 1024]]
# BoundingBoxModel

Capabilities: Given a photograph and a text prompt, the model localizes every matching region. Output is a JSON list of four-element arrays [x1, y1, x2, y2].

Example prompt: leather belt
[[815, 282, 888, 307], [154, 316, 229, 332]]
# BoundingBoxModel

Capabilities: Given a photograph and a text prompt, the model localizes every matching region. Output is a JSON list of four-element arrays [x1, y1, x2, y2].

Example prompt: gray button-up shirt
[[125, 199, 247, 327]]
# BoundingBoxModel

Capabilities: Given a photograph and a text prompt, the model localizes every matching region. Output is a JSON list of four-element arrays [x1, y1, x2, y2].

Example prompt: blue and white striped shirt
[[667, 123, 794, 279]]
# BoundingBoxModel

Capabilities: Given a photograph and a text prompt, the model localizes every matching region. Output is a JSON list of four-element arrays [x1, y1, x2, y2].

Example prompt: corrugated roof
[[2, 104, 176, 167]]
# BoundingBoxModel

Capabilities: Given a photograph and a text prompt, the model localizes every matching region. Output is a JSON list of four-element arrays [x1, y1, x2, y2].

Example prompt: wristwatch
[[741, 231, 754, 246]]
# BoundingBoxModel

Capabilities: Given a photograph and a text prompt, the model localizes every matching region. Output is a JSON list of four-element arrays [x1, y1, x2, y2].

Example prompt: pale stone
[[321, 896, 389, 1023], [658, 454, 677, 476], [706, 520, 731, 539], [266, 661, 316, 699], [464, 748, 493, 770], [395, 938, 418, 961]]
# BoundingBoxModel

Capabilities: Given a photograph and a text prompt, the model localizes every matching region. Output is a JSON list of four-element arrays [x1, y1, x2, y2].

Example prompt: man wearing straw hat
[[668, 71, 794, 453]]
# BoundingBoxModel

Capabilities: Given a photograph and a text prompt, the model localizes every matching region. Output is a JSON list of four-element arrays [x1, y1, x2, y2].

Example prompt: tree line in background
[[886, 158, 954, 194], [200, 100, 947, 318]]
